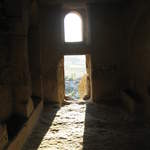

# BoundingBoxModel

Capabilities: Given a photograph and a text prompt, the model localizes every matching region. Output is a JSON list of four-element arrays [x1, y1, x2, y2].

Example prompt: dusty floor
[[23, 101, 150, 150]]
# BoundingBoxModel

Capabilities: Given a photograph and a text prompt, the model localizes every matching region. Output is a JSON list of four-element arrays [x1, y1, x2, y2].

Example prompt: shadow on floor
[[23, 103, 59, 150], [83, 102, 150, 150], [6, 98, 41, 141], [23, 100, 150, 150]]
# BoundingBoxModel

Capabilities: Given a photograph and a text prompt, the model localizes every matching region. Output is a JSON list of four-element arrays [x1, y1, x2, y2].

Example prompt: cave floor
[[23, 100, 150, 150]]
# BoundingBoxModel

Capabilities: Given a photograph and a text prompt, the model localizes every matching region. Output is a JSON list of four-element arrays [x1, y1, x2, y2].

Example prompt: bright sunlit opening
[[64, 12, 83, 42], [64, 55, 86, 99]]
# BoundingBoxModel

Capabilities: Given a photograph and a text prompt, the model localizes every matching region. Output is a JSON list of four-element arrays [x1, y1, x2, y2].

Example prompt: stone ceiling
[[38, 0, 127, 5]]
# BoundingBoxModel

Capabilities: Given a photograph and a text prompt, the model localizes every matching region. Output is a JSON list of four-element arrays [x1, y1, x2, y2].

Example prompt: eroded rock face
[[78, 74, 90, 100]]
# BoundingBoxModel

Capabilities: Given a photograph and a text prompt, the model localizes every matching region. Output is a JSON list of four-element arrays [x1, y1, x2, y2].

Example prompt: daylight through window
[[64, 12, 83, 42]]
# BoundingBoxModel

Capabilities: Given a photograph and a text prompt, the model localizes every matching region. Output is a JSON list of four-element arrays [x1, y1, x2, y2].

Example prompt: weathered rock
[[15, 97, 34, 118], [78, 74, 90, 100], [0, 124, 8, 150]]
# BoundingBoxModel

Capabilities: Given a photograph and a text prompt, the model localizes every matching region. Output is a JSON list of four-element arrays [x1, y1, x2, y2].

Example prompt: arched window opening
[[64, 12, 83, 42]]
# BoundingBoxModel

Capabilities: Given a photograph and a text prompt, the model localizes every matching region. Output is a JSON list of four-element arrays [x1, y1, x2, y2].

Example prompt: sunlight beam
[[37, 104, 86, 150]]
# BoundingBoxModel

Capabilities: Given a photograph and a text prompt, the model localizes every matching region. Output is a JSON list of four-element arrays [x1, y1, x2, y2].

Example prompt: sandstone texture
[[23, 101, 150, 150]]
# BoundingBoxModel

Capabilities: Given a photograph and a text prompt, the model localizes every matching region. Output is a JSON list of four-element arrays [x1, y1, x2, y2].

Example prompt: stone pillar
[[28, 0, 43, 100], [10, 34, 34, 117], [28, 26, 43, 99], [7, 0, 34, 117]]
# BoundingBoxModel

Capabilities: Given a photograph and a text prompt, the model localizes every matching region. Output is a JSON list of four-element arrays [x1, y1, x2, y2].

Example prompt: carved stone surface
[[0, 124, 8, 150], [15, 97, 34, 118]]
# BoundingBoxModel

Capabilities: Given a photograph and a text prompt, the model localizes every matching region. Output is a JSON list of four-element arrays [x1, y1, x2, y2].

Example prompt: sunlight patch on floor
[[37, 103, 86, 150]]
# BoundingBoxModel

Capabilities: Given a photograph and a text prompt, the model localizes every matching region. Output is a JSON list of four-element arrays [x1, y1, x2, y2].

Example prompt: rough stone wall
[[88, 3, 124, 101], [0, 0, 42, 121], [124, 1, 150, 116], [28, 0, 43, 99], [0, 0, 13, 120], [1, 0, 150, 122], [38, 2, 126, 104], [8, 0, 34, 117], [39, 5, 62, 103]]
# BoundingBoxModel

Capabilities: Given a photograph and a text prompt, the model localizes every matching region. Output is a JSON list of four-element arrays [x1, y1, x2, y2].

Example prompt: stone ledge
[[7, 100, 43, 150], [121, 90, 135, 114], [120, 90, 142, 114], [0, 124, 8, 150], [15, 97, 34, 118]]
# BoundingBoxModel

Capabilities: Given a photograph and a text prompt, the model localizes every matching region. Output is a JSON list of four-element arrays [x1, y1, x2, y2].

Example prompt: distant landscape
[[64, 55, 86, 99]]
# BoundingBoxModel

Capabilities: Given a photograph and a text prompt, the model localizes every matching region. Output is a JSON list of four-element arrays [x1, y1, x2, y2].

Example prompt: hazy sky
[[64, 55, 86, 66], [64, 55, 86, 78]]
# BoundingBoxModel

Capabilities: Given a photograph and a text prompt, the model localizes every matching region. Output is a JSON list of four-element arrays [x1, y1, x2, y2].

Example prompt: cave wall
[[1, 0, 150, 122], [0, 0, 43, 122], [123, 1, 150, 116], [39, 5, 62, 103], [28, 0, 42, 99], [0, 0, 32, 121], [88, 3, 124, 101], [38, 2, 125, 104]]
